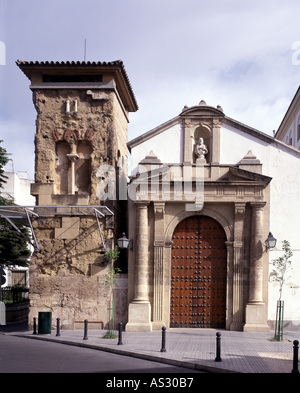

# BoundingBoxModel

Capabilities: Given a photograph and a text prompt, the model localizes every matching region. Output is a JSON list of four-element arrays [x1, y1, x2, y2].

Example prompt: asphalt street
[[0, 333, 204, 374]]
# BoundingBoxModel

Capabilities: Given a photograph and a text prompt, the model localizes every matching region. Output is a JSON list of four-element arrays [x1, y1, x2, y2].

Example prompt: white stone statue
[[194, 137, 208, 159]]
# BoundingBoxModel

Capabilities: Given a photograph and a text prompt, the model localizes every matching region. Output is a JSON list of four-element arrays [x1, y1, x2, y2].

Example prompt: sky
[[0, 0, 300, 179]]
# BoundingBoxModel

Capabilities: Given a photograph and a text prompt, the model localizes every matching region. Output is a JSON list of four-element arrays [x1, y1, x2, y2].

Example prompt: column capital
[[250, 201, 266, 209], [135, 201, 149, 208], [154, 202, 165, 216]]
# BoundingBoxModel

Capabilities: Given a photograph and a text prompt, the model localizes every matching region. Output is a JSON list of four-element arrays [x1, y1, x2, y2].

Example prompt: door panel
[[170, 216, 227, 328]]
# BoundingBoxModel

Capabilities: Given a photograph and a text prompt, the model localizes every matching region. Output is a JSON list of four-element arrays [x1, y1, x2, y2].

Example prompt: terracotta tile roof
[[16, 60, 138, 111]]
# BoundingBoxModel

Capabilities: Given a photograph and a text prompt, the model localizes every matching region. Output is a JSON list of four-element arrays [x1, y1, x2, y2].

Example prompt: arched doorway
[[170, 215, 227, 328]]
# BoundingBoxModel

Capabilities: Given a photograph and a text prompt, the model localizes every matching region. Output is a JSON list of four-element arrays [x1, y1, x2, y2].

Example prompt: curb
[[12, 333, 238, 373]]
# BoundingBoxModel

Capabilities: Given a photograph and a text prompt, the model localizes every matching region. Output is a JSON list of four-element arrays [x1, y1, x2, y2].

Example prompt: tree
[[0, 140, 31, 268], [0, 140, 10, 205], [271, 240, 293, 341], [103, 246, 121, 338], [271, 240, 293, 301]]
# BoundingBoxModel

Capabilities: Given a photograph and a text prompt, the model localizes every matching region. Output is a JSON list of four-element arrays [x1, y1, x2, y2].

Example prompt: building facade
[[275, 86, 300, 148], [126, 100, 300, 332], [17, 60, 137, 329], [15, 59, 300, 332]]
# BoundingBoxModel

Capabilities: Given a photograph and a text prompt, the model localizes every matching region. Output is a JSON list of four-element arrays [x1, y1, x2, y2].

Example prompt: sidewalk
[[7, 327, 300, 373]]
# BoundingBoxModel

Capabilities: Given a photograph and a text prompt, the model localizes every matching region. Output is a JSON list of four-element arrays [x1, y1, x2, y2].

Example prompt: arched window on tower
[[55, 141, 71, 194], [75, 141, 92, 195]]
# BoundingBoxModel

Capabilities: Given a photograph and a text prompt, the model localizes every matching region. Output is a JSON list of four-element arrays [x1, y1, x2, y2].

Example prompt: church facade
[[126, 100, 300, 332]]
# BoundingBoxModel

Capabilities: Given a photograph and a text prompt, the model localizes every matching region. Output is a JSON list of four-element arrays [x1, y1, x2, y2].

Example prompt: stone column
[[211, 119, 221, 164], [126, 202, 152, 331], [134, 203, 150, 302], [67, 154, 79, 195], [244, 202, 269, 332], [249, 202, 265, 304], [183, 119, 192, 164], [152, 202, 165, 329], [230, 202, 246, 331]]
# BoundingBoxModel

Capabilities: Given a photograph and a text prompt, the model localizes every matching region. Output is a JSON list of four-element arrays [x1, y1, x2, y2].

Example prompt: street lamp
[[265, 232, 277, 249], [117, 232, 133, 250]]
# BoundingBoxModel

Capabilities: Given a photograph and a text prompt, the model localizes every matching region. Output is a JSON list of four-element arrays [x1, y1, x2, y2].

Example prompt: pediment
[[228, 166, 272, 185], [180, 101, 225, 118]]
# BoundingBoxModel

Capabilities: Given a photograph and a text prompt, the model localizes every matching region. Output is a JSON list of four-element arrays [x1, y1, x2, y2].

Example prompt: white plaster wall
[[129, 119, 300, 327], [220, 123, 270, 167], [220, 123, 300, 326], [129, 123, 182, 175], [267, 144, 300, 326], [2, 171, 35, 205]]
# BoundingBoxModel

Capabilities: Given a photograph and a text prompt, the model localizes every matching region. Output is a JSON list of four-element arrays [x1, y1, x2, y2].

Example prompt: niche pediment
[[180, 100, 225, 119], [228, 167, 272, 185]]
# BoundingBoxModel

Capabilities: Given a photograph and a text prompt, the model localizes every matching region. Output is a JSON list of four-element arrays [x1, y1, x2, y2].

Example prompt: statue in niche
[[194, 137, 208, 159]]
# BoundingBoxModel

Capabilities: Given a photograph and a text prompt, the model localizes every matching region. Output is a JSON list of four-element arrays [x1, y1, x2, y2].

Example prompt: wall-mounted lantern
[[265, 232, 277, 249], [117, 232, 133, 250]]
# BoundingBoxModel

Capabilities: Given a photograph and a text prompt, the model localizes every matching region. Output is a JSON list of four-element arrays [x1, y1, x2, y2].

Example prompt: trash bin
[[38, 311, 52, 334]]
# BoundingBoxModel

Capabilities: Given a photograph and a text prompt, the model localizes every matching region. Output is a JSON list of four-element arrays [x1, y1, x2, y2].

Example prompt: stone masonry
[[17, 60, 138, 329]]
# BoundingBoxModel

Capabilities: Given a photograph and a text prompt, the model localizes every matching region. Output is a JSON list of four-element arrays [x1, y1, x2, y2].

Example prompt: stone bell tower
[[17, 60, 138, 328]]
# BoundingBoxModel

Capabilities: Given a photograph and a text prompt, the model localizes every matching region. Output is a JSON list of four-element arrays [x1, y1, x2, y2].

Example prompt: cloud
[[1, 0, 300, 174], [0, 119, 35, 179]]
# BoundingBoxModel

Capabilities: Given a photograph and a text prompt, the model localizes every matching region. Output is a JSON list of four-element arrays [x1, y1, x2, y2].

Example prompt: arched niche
[[193, 124, 211, 163], [55, 141, 71, 194], [75, 141, 92, 194]]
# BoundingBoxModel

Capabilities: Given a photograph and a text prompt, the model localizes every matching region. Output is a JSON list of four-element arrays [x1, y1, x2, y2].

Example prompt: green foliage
[[105, 246, 121, 290], [103, 246, 121, 337], [0, 140, 10, 189], [271, 240, 293, 300], [0, 141, 32, 267], [0, 222, 31, 267]]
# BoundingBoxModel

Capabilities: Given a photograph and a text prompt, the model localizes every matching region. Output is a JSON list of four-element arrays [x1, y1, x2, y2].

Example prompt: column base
[[151, 321, 166, 330], [125, 302, 152, 332], [243, 303, 270, 332], [230, 321, 244, 331]]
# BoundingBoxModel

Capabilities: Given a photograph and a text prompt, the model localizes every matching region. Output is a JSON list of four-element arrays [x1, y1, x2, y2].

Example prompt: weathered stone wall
[[28, 215, 115, 329], [32, 88, 125, 205], [28, 85, 129, 329]]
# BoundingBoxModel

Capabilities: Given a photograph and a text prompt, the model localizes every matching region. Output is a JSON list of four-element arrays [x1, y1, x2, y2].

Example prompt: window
[[43, 74, 102, 83]]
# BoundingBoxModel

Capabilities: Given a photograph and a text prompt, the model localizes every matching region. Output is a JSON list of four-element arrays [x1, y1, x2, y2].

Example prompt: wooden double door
[[170, 216, 227, 328]]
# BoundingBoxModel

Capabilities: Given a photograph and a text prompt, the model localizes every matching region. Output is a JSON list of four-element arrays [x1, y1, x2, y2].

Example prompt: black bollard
[[160, 326, 166, 352], [33, 317, 37, 335], [215, 332, 222, 362], [118, 322, 123, 345], [292, 340, 299, 373], [56, 318, 61, 337], [83, 319, 88, 340]]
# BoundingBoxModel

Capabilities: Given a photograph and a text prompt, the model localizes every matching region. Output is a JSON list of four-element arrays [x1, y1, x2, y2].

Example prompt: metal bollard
[[118, 322, 123, 345], [292, 340, 299, 373], [160, 326, 166, 352], [33, 317, 37, 335], [83, 319, 88, 340], [56, 318, 61, 336], [215, 332, 222, 362]]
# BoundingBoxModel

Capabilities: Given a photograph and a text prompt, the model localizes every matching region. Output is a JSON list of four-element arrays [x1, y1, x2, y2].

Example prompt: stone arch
[[164, 207, 232, 328], [76, 141, 92, 194], [165, 207, 232, 246], [55, 140, 71, 194], [170, 215, 228, 328]]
